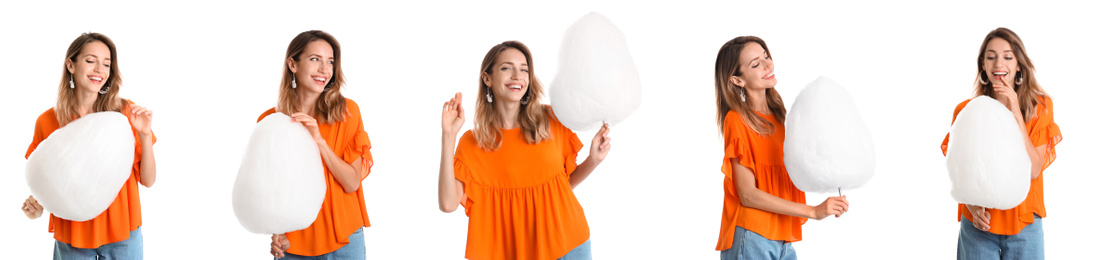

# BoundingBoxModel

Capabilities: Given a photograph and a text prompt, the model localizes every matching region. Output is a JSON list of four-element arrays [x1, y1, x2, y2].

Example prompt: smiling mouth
[[312, 76, 327, 85], [993, 72, 1008, 77], [88, 76, 103, 84], [762, 72, 775, 80], [506, 83, 523, 91]]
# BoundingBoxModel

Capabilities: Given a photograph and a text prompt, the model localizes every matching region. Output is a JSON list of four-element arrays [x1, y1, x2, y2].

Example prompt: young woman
[[713, 36, 849, 260], [941, 27, 1060, 260], [264, 30, 374, 259], [438, 41, 611, 260], [20, 32, 156, 259]]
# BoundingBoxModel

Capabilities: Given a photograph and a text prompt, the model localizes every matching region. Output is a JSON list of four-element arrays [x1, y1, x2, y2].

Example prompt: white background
[[2, 0, 1092, 259]]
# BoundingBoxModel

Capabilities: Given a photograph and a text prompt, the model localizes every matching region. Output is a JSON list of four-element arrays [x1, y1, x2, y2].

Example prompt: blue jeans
[[557, 239, 592, 260], [278, 227, 365, 260], [720, 226, 796, 260], [958, 215, 1044, 260], [53, 226, 143, 260]]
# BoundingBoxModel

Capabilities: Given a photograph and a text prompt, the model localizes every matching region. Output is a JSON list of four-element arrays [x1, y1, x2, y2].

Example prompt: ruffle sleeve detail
[[1029, 97, 1061, 173], [563, 130, 583, 177]]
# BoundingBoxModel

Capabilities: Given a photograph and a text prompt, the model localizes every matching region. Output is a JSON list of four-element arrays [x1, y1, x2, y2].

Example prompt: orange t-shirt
[[259, 98, 374, 256], [453, 108, 588, 260], [25, 101, 155, 249], [941, 96, 1060, 235], [716, 110, 806, 251]]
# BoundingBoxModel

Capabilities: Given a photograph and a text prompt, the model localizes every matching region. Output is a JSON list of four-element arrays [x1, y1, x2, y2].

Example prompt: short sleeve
[[941, 100, 971, 156], [25, 110, 52, 159], [721, 111, 755, 175], [1029, 97, 1062, 172], [452, 131, 476, 215], [340, 101, 373, 180], [561, 127, 583, 177]]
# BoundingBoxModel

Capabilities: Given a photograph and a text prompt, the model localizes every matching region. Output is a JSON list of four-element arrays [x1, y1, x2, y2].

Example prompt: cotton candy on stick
[[25, 112, 135, 221], [233, 113, 326, 234], [784, 77, 876, 195], [946, 96, 1031, 209], [550, 12, 641, 131]]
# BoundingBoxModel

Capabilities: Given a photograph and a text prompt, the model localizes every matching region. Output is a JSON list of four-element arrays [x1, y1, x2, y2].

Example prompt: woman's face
[[482, 48, 530, 104], [982, 38, 1020, 86], [66, 41, 111, 93], [732, 41, 776, 91], [289, 40, 335, 94]]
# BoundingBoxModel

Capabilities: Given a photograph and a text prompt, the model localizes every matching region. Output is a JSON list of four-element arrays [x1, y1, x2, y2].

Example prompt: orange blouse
[[717, 110, 806, 251], [453, 108, 588, 260], [25, 101, 154, 249], [941, 96, 1060, 235], [258, 98, 374, 256]]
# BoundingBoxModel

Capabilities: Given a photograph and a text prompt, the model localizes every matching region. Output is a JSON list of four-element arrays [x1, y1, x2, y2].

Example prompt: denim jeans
[[53, 226, 143, 260], [557, 239, 592, 260], [958, 215, 1044, 260], [278, 227, 365, 260], [720, 226, 796, 260]]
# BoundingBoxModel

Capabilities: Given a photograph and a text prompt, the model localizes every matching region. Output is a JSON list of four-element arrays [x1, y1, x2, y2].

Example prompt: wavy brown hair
[[55, 33, 126, 126], [973, 27, 1048, 122], [714, 36, 787, 136], [473, 41, 551, 150], [277, 30, 347, 123]]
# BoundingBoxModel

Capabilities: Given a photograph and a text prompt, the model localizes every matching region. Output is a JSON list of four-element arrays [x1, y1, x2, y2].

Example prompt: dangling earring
[[739, 90, 746, 102], [69, 76, 75, 89], [1014, 70, 1023, 85], [978, 71, 989, 85], [486, 89, 493, 103], [98, 86, 109, 95], [520, 94, 529, 105], [291, 79, 297, 89]]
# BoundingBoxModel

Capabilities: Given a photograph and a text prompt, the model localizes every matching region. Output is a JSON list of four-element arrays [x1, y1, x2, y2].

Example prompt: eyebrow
[[985, 50, 1014, 54], [748, 52, 768, 64], [499, 61, 528, 66]]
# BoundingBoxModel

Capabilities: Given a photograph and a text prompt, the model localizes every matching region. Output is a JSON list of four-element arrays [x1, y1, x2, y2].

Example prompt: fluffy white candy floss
[[784, 77, 875, 193], [550, 12, 641, 131], [25, 112, 135, 221], [947, 96, 1031, 209], [233, 113, 326, 234]]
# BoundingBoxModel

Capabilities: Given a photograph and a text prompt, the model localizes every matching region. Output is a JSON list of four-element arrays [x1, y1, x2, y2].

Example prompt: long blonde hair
[[473, 41, 551, 150], [973, 27, 1048, 122], [55, 33, 126, 126], [714, 36, 787, 136], [277, 30, 347, 123]]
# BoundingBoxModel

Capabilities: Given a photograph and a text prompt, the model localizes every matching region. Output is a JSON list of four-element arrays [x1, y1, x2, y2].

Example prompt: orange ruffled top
[[941, 96, 1061, 235], [453, 108, 589, 260], [717, 110, 806, 251], [25, 100, 155, 249], [258, 98, 374, 256]]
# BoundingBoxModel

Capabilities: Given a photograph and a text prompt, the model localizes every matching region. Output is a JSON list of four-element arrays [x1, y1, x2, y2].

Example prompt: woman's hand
[[21, 195, 43, 219], [992, 75, 1022, 117], [810, 195, 849, 220], [270, 234, 290, 258], [442, 93, 465, 138], [129, 105, 154, 138], [290, 113, 324, 144], [586, 123, 611, 165], [966, 204, 991, 231]]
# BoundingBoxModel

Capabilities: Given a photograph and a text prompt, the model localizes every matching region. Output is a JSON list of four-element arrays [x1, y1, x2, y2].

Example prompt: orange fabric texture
[[24, 101, 155, 249], [717, 110, 806, 251], [453, 110, 588, 260], [941, 96, 1060, 235], [258, 98, 374, 256]]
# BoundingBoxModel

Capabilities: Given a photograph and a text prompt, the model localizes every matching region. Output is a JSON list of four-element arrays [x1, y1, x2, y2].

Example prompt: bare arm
[[730, 158, 848, 220], [569, 123, 610, 188], [438, 93, 466, 213]]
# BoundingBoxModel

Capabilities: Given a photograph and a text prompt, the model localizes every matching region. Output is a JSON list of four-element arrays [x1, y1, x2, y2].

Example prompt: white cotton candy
[[784, 76, 875, 193], [25, 112, 135, 221], [233, 113, 326, 234], [549, 12, 642, 131], [947, 96, 1031, 209]]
